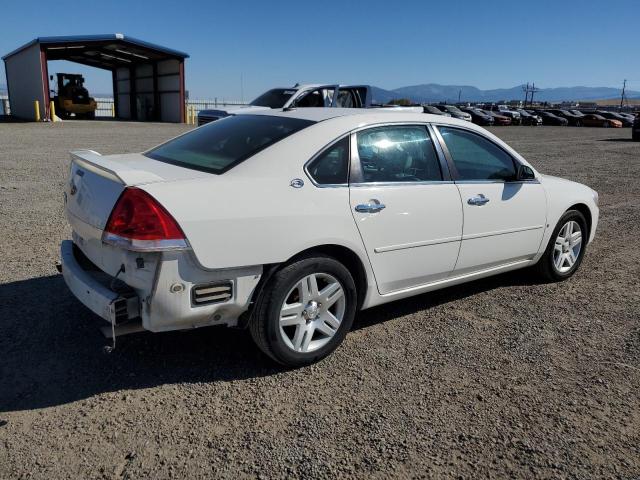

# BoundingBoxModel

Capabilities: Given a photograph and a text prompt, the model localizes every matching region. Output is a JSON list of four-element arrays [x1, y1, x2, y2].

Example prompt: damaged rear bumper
[[60, 240, 140, 325]]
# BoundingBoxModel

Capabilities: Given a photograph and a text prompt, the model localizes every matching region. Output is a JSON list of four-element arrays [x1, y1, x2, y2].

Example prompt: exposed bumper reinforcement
[[60, 240, 140, 325]]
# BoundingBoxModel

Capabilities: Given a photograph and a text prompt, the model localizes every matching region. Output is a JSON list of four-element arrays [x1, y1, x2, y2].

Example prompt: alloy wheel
[[553, 220, 583, 273], [278, 273, 346, 353]]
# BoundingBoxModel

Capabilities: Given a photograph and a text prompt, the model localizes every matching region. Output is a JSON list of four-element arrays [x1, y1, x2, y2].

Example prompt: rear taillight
[[103, 187, 189, 251]]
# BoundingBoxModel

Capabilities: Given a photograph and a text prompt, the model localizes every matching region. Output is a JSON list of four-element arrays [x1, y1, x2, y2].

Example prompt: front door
[[436, 126, 547, 274], [349, 124, 463, 294]]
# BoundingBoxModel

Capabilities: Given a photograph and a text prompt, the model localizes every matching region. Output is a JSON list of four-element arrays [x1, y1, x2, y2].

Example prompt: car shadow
[[0, 269, 545, 412], [598, 138, 637, 142]]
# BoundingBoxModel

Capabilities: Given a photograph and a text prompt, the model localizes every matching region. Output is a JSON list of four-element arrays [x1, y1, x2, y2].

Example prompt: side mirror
[[517, 164, 536, 181]]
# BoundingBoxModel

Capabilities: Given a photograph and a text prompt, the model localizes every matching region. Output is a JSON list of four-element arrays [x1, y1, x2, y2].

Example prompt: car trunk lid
[[66, 150, 210, 234]]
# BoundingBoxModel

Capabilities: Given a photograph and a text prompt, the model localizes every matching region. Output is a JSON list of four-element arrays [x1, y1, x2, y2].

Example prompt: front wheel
[[249, 255, 357, 367], [535, 210, 588, 282]]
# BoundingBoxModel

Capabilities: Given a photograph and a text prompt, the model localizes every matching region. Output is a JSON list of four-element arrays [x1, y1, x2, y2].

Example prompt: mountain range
[[370, 84, 639, 104], [1, 81, 636, 104]]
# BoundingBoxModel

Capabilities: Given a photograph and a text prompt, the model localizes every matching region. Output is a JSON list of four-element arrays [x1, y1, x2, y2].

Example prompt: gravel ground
[[0, 121, 638, 479]]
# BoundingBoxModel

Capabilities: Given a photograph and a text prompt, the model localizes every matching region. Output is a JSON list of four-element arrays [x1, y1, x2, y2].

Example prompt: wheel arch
[[567, 202, 592, 239], [286, 244, 369, 311], [238, 244, 371, 329]]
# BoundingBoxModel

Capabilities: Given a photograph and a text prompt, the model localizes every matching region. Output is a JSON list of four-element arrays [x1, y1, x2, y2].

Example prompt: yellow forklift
[[51, 73, 97, 119]]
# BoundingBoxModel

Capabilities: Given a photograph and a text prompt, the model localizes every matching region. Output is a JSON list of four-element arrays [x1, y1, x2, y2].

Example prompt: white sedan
[[61, 108, 599, 366]]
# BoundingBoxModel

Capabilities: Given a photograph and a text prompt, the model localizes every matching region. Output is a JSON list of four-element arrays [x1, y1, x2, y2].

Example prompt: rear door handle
[[355, 199, 386, 213], [467, 194, 490, 206]]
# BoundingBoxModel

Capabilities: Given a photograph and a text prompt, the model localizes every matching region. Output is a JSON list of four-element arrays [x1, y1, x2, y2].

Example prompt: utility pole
[[522, 82, 530, 106], [620, 79, 627, 111], [458, 89, 461, 104], [529, 82, 540, 107]]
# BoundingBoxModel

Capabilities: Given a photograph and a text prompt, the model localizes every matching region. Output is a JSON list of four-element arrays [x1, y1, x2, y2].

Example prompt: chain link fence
[[186, 99, 247, 115]]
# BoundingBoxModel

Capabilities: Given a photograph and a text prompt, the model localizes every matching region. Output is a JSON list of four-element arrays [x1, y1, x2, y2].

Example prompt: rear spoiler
[[70, 150, 164, 185]]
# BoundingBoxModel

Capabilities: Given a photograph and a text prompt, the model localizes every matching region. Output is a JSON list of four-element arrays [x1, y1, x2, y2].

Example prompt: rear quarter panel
[[139, 118, 371, 272]]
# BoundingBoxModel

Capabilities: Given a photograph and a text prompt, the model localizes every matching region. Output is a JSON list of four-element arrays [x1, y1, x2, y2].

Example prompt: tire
[[86, 111, 96, 120], [534, 210, 588, 282], [249, 254, 357, 367], [633, 132, 640, 141]]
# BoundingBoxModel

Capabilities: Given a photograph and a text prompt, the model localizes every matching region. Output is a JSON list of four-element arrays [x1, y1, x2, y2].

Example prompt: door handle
[[467, 194, 490, 206], [355, 199, 386, 213]]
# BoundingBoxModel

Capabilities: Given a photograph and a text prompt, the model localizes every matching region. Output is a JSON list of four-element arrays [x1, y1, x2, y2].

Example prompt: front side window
[[306, 137, 349, 185], [356, 126, 442, 183], [438, 127, 516, 181], [146, 115, 315, 174]]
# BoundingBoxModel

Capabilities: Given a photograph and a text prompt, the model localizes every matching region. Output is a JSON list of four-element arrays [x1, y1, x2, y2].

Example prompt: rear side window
[[306, 137, 349, 185], [356, 125, 442, 183], [438, 127, 516, 181], [146, 115, 315, 174]]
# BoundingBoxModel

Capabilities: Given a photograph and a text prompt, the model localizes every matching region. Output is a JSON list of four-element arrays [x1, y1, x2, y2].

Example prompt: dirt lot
[[0, 121, 638, 479]]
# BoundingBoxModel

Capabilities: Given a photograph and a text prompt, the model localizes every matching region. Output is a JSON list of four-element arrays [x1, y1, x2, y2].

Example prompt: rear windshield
[[250, 89, 297, 108], [146, 115, 315, 174]]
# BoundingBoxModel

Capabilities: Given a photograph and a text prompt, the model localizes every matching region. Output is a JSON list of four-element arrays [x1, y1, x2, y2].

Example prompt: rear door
[[435, 126, 546, 274], [349, 124, 463, 294]]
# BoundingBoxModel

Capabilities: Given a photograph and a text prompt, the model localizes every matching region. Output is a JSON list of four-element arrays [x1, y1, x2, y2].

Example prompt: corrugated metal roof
[[2, 34, 189, 60]]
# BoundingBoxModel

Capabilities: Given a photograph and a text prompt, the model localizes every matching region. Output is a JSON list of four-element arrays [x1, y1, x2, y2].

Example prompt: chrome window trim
[[303, 132, 351, 188], [350, 180, 454, 188], [349, 122, 449, 186], [454, 179, 540, 185]]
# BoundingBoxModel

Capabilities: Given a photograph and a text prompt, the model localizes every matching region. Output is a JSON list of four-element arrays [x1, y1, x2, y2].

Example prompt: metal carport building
[[2, 34, 189, 122]]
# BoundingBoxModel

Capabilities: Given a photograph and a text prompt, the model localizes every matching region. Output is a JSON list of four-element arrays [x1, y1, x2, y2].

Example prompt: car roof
[[270, 83, 365, 90], [248, 107, 476, 128]]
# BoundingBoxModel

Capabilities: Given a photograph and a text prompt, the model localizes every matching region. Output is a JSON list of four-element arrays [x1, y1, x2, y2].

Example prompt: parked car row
[[432, 104, 637, 128], [197, 83, 638, 132]]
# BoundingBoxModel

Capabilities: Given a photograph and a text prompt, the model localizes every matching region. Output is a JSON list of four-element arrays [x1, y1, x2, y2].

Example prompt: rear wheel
[[249, 255, 357, 367], [535, 210, 588, 282]]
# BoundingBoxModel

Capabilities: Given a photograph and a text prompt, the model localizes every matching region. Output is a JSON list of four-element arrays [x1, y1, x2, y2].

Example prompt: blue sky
[[2, 0, 639, 99]]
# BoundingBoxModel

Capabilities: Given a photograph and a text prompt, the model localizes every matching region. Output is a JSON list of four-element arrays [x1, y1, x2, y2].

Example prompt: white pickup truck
[[197, 84, 420, 125]]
